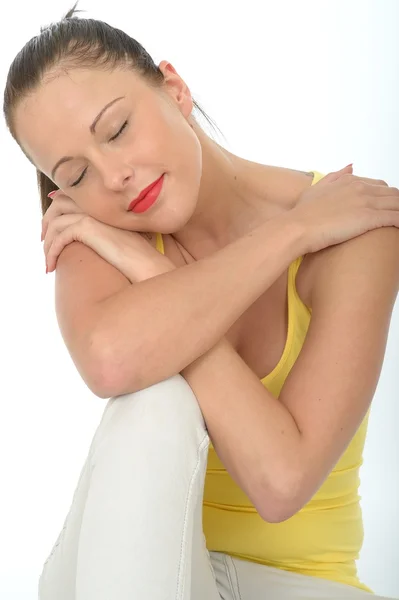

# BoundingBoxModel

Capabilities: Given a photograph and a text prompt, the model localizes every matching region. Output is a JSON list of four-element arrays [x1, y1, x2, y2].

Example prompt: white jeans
[[38, 374, 391, 599]]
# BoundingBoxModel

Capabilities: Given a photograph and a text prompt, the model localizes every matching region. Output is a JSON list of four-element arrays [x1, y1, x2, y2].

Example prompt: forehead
[[14, 67, 144, 178], [17, 67, 141, 129]]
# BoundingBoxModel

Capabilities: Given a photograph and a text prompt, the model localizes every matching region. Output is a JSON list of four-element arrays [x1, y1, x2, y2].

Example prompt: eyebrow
[[51, 96, 125, 181]]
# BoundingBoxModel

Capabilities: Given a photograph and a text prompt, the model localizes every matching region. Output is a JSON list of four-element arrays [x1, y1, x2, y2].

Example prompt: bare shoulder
[[270, 166, 315, 209], [272, 167, 317, 307], [283, 167, 316, 181]]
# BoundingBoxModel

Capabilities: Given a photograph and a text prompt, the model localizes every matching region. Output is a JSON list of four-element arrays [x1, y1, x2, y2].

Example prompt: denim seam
[[176, 432, 210, 599], [230, 556, 243, 600], [223, 554, 242, 600]]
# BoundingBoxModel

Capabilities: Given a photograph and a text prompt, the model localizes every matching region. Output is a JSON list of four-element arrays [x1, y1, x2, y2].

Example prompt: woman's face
[[14, 61, 203, 233]]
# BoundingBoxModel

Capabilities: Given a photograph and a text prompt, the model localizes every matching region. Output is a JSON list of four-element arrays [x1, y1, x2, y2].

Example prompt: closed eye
[[70, 120, 129, 187], [109, 119, 128, 142]]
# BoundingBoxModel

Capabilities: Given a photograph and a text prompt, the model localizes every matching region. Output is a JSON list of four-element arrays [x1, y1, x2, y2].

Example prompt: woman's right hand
[[42, 190, 176, 281], [290, 165, 399, 254]]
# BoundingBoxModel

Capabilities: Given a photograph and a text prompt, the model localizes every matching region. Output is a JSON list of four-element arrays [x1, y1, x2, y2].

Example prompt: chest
[[225, 273, 291, 379], [161, 233, 313, 381]]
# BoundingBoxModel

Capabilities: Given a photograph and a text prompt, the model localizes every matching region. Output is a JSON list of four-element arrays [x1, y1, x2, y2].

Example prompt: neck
[[172, 124, 287, 260]]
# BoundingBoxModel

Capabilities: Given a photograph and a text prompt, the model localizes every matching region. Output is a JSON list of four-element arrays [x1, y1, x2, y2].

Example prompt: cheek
[[181, 128, 203, 185], [74, 193, 108, 220], [173, 140, 203, 213], [164, 123, 201, 175]]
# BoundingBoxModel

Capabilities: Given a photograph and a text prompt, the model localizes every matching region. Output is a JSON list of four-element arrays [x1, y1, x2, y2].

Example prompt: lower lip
[[130, 174, 165, 213]]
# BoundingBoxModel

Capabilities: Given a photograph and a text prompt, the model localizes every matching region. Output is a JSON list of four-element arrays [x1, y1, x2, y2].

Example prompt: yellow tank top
[[155, 171, 372, 592]]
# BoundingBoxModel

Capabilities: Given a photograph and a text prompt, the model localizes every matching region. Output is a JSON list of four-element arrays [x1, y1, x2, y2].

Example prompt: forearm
[[181, 338, 302, 522], [96, 214, 307, 395]]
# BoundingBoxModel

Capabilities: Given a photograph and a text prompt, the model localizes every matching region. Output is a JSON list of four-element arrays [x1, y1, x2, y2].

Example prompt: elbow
[[92, 329, 170, 398], [91, 354, 130, 399], [91, 340, 145, 398], [256, 495, 297, 523], [88, 329, 137, 399], [256, 474, 304, 524], [78, 358, 117, 399], [258, 499, 298, 524], [90, 370, 117, 399], [62, 329, 132, 400], [81, 340, 127, 400]]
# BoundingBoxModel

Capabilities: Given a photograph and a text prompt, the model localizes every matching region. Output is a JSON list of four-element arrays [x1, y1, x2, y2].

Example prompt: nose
[[100, 157, 133, 192]]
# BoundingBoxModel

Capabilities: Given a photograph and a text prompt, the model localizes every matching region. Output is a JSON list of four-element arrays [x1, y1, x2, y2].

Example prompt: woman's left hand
[[42, 190, 176, 282]]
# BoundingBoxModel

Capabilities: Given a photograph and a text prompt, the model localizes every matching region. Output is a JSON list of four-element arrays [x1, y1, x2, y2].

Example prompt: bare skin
[[14, 59, 317, 379]]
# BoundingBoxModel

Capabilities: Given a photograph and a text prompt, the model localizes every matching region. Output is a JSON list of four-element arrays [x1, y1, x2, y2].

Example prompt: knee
[[120, 373, 205, 424], [91, 374, 208, 456]]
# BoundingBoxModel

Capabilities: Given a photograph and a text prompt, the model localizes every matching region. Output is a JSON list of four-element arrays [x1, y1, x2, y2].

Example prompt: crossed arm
[[181, 226, 399, 522]]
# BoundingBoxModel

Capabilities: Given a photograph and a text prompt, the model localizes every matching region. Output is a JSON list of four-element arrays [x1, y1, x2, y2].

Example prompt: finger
[[42, 196, 84, 239], [43, 213, 86, 257], [46, 215, 90, 271], [328, 173, 389, 187], [317, 164, 353, 184], [43, 195, 83, 221], [353, 177, 389, 187], [46, 228, 75, 272], [349, 177, 399, 196], [367, 192, 399, 212]]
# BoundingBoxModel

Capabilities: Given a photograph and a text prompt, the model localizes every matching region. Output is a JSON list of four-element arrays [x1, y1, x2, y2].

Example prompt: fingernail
[[345, 163, 353, 168], [47, 191, 57, 198]]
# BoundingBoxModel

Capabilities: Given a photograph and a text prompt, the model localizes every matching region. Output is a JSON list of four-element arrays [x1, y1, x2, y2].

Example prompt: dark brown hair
[[3, 1, 222, 217]]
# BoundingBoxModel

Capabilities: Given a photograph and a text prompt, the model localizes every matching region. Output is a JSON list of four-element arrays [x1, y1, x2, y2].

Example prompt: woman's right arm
[[55, 166, 398, 397], [92, 214, 306, 396]]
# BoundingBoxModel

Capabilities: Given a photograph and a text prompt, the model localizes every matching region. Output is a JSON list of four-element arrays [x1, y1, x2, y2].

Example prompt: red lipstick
[[128, 174, 165, 213]]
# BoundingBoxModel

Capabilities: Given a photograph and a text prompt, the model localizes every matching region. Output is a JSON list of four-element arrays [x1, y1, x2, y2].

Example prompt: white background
[[0, 1, 398, 598]]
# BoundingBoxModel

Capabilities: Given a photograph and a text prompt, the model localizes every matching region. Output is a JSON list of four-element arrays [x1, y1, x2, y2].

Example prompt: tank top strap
[[155, 231, 165, 254], [290, 255, 304, 278], [309, 170, 325, 185], [287, 168, 325, 290]]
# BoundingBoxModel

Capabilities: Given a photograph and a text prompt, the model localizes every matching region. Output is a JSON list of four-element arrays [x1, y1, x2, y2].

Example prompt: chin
[[158, 201, 198, 235]]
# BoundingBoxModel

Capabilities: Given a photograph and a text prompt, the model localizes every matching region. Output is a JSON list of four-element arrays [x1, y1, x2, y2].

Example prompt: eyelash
[[70, 120, 129, 187]]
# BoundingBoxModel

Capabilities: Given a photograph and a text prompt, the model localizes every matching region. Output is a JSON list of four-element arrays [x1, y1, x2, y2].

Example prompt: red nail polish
[[47, 191, 57, 198]]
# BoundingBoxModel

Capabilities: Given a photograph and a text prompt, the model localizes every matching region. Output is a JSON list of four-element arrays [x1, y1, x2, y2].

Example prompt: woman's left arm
[[181, 226, 399, 523]]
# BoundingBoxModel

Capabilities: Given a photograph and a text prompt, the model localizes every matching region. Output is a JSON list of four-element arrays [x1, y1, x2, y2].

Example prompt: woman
[[4, 4, 399, 600]]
